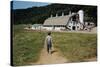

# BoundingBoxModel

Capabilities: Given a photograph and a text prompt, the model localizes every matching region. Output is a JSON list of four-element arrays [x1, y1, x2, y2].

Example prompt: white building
[[43, 10, 84, 31], [31, 24, 43, 30], [30, 10, 95, 31]]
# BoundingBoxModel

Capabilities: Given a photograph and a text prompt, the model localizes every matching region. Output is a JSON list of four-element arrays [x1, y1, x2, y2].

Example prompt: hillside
[[11, 2, 97, 26]]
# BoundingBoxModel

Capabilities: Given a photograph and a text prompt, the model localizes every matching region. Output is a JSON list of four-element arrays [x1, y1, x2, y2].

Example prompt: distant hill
[[11, 3, 97, 26]]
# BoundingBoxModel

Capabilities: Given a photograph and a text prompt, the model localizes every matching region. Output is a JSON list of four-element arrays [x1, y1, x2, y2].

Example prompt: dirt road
[[35, 47, 67, 65]]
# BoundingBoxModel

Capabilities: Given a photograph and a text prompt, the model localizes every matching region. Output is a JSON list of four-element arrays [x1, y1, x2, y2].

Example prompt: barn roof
[[43, 14, 74, 26]]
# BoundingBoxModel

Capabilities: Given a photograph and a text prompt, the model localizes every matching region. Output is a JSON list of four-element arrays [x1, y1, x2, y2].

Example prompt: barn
[[43, 10, 84, 31], [30, 10, 95, 31]]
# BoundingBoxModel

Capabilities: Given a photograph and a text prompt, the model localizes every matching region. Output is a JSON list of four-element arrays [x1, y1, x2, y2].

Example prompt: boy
[[45, 32, 52, 54]]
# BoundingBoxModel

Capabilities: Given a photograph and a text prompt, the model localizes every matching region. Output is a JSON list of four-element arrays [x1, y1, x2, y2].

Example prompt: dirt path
[[35, 46, 68, 65]]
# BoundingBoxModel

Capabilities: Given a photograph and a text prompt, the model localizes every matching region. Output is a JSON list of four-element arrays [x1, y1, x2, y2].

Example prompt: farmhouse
[[43, 10, 95, 31]]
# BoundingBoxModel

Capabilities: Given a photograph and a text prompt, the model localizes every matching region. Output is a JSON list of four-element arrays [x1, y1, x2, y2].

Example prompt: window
[[88, 23, 90, 25], [72, 15, 76, 21]]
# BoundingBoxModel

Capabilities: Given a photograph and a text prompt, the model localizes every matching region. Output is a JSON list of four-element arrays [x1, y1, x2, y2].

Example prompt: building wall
[[43, 26, 65, 31], [43, 27, 53, 30], [43, 21, 83, 31], [31, 26, 42, 30], [67, 21, 83, 31]]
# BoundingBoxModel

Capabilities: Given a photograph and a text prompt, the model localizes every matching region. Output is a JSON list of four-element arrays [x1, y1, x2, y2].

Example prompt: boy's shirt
[[46, 35, 52, 45]]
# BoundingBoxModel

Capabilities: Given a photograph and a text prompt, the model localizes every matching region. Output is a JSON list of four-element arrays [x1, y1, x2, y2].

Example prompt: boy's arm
[[51, 37, 53, 45], [51, 37, 53, 50], [44, 36, 47, 48]]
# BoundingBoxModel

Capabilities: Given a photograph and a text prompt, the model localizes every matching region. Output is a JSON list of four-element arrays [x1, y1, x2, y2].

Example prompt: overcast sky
[[12, 1, 50, 9]]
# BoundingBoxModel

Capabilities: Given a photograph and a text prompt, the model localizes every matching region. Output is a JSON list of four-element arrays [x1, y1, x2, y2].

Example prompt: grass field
[[52, 32, 97, 62], [13, 25, 97, 65], [13, 25, 46, 65]]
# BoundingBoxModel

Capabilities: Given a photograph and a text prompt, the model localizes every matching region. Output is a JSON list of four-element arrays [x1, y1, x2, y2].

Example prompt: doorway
[[72, 26, 76, 30]]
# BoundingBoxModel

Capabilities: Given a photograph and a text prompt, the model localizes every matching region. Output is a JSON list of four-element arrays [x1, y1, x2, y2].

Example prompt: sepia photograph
[[11, 0, 97, 66]]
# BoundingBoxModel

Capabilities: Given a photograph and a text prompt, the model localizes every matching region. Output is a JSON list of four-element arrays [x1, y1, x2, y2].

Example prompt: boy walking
[[45, 32, 52, 54]]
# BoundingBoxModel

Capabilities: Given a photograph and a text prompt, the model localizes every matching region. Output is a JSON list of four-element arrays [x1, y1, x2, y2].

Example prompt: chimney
[[62, 12, 64, 16], [50, 14, 53, 18], [69, 11, 71, 15], [56, 13, 58, 17]]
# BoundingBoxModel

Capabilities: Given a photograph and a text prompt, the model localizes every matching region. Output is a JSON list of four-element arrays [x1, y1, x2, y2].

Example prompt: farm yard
[[12, 25, 97, 66]]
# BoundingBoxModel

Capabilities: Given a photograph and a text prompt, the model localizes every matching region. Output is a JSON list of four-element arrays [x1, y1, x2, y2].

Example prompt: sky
[[12, 1, 50, 9]]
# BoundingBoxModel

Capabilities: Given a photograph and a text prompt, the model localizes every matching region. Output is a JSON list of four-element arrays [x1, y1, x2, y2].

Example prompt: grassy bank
[[13, 25, 46, 66], [52, 32, 97, 62]]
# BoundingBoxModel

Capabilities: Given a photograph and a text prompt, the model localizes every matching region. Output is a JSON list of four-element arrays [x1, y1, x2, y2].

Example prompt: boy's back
[[46, 35, 52, 45], [45, 32, 52, 54]]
